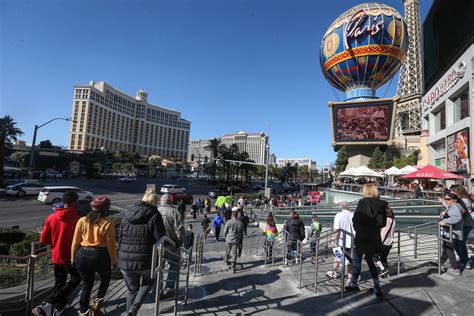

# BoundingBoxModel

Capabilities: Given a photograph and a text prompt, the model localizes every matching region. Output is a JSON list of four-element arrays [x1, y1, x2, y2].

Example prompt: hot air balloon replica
[[320, 2, 409, 160]]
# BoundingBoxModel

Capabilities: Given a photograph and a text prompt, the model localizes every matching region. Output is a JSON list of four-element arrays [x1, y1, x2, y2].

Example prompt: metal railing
[[150, 235, 194, 316], [264, 230, 288, 268], [194, 233, 205, 277], [0, 242, 53, 316]]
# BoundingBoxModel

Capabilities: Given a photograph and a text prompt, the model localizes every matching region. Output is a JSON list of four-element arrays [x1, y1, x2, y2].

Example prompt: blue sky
[[1, 0, 432, 166]]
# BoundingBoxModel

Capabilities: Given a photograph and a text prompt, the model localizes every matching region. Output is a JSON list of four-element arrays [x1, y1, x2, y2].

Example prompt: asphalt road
[[0, 178, 221, 233]]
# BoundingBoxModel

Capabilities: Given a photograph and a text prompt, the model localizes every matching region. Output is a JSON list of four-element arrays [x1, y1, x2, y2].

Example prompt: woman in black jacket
[[284, 211, 306, 264], [345, 183, 387, 299], [118, 188, 166, 316]]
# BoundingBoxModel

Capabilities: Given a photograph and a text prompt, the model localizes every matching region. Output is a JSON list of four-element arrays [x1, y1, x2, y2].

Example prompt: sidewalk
[[61, 220, 474, 315]]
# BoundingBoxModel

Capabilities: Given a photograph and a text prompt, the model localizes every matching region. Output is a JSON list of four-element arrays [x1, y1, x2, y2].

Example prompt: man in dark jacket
[[33, 191, 81, 316], [284, 211, 305, 265], [345, 183, 387, 299], [118, 189, 166, 315]]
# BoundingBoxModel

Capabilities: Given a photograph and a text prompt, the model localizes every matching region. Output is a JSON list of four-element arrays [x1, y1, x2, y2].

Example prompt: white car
[[38, 186, 94, 204], [160, 184, 186, 194], [6, 182, 44, 196], [119, 176, 136, 182]]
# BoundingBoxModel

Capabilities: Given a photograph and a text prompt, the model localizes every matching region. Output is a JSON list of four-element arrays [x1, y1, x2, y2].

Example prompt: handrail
[[151, 235, 177, 279]]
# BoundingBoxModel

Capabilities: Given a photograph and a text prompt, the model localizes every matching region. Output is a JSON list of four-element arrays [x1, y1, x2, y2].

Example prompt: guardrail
[[193, 233, 205, 277], [0, 242, 53, 316], [150, 235, 194, 316]]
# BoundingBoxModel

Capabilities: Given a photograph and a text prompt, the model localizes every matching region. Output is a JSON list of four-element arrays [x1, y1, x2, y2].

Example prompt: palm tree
[[0, 115, 24, 186], [205, 138, 222, 180]]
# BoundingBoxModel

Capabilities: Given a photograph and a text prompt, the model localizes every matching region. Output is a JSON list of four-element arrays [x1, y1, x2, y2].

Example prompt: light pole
[[264, 123, 271, 199], [100, 146, 107, 176], [27, 117, 74, 178]]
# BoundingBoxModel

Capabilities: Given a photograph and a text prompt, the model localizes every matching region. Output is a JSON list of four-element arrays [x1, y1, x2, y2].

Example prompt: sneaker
[[466, 261, 472, 270], [440, 266, 447, 273], [447, 267, 461, 275], [160, 290, 176, 300], [295, 258, 300, 264], [326, 270, 338, 279], [344, 284, 360, 292], [379, 269, 389, 277], [32, 302, 53, 316], [53, 305, 69, 316], [284, 258, 288, 265], [369, 288, 384, 299]]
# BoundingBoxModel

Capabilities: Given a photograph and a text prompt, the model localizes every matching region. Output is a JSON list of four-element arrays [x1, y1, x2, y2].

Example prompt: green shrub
[[10, 240, 32, 257], [0, 227, 26, 245], [24, 233, 40, 243], [0, 242, 9, 255], [0, 267, 27, 289]]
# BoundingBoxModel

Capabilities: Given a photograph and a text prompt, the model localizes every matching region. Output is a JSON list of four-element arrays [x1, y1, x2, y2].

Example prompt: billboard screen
[[332, 101, 394, 143], [447, 128, 469, 172]]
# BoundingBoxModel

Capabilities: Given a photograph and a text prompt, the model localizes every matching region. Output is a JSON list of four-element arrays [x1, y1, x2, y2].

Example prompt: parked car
[[6, 182, 44, 196], [46, 171, 63, 178], [160, 184, 186, 194], [227, 185, 242, 194], [169, 192, 193, 205], [50, 199, 92, 216], [208, 189, 226, 199], [252, 183, 263, 191], [119, 176, 136, 182], [38, 186, 94, 204]]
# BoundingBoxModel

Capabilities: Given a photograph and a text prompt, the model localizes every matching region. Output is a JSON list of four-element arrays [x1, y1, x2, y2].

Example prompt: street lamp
[[27, 117, 75, 178], [100, 146, 107, 176], [264, 144, 270, 198]]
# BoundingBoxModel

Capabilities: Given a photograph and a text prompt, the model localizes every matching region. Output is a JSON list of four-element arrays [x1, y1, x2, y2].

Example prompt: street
[[0, 178, 217, 232]]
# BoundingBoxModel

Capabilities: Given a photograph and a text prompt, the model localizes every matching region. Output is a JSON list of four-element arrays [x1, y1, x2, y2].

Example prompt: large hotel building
[[68, 81, 191, 160]]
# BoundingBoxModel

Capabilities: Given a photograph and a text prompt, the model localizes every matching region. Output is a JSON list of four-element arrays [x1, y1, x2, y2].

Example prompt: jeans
[[75, 247, 111, 313], [164, 246, 180, 291], [226, 242, 240, 266], [349, 248, 380, 292], [265, 240, 273, 260], [287, 241, 297, 260], [442, 240, 458, 268], [215, 227, 221, 241], [121, 269, 154, 314], [47, 264, 81, 310], [455, 226, 472, 265]]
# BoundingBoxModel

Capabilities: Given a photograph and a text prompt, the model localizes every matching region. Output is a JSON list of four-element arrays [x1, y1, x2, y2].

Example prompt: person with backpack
[[284, 211, 305, 265], [33, 191, 81, 316], [309, 215, 322, 264], [213, 212, 224, 241], [345, 184, 387, 299], [450, 185, 474, 269], [374, 206, 396, 277], [117, 188, 166, 316]]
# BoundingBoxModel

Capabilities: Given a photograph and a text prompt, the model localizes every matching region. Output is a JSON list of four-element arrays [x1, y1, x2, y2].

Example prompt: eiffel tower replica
[[394, 0, 427, 160]]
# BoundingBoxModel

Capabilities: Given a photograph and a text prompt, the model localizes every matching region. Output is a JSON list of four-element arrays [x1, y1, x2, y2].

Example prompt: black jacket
[[118, 201, 166, 271], [352, 198, 387, 254], [285, 218, 305, 243]]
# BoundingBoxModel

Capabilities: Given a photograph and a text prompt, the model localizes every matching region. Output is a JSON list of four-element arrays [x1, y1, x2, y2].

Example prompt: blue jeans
[[121, 269, 154, 314], [455, 226, 473, 265], [349, 248, 380, 292], [75, 248, 111, 313]]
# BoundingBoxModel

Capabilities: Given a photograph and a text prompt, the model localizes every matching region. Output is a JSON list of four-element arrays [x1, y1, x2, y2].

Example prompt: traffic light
[[191, 154, 194, 161], [204, 156, 208, 163]]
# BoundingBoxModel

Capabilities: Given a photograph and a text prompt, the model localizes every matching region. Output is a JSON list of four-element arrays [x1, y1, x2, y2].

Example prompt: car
[[208, 189, 225, 199], [227, 185, 242, 194], [50, 199, 92, 216], [38, 186, 94, 204], [252, 183, 263, 191], [169, 192, 193, 205], [119, 176, 136, 182], [6, 182, 44, 196], [160, 184, 186, 194], [46, 171, 63, 179]]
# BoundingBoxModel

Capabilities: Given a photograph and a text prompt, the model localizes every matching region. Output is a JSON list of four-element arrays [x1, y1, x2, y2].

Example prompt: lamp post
[[27, 117, 74, 178], [264, 123, 271, 199], [100, 146, 107, 176]]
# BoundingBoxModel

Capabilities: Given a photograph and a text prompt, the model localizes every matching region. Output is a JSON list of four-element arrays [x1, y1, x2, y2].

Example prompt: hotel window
[[434, 105, 446, 132], [452, 89, 469, 122]]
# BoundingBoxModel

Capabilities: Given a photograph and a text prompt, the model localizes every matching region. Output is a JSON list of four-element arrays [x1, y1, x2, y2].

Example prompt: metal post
[[298, 241, 302, 288], [397, 231, 401, 275], [414, 228, 418, 259], [154, 243, 165, 316], [283, 232, 288, 266], [437, 226, 441, 275], [184, 248, 192, 305], [174, 249, 181, 316], [341, 231, 346, 298], [314, 240, 320, 293], [27, 125, 38, 178], [25, 255, 36, 316]]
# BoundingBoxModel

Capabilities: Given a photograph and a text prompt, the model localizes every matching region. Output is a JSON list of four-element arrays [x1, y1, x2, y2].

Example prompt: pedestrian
[[177, 199, 186, 220], [345, 183, 387, 299], [327, 201, 354, 279], [117, 188, 166, 316], [224, 210, 244, 273], [196, 198, 203, 214], [213, 212, 224, 241], [32, 191, 81, 316], [450, 185, 473, 269], [223, 203, 232, 222], [414, 183, 422, 198], [204, 197, 211, 213], [439, 192, 464, 274], [309, 215, 322, 264], [238, 211, 250, 237], [201, 214, 211, 241], [264, 220, 278, 261], [71, 196, 117, 316], [157, 194, 186, 299], [237, 195, 245, 208], [191, 201, 198, 220], [183, 224, 195, 251], [374, 206, 395, 277], [284, 211, 305, 265]]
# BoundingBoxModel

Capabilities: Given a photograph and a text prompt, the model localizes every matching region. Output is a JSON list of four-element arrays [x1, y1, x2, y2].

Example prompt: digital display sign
[[447, 128, 469, 173]]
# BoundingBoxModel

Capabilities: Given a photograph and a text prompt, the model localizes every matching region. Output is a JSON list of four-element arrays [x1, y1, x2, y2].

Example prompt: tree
[[393, 151, 418, 168], [335, 145, 349, 173], [205, 138, 222, 180], [39, 140, 53, 149], [368, 146, 386, 170], [11, 152, 29, 169], [0, 115, 24, 186]]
